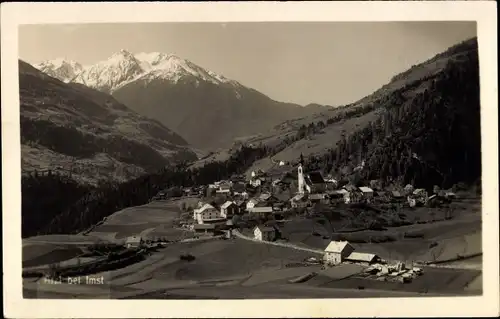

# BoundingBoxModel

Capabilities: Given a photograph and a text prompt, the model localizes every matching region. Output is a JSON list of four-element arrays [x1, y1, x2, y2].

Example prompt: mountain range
[[23, 37, 481, 237], [19, 60, 197, 186], [35, 50, 325, 150]]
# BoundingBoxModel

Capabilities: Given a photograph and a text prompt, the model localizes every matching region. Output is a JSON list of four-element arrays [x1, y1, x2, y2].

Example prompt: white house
[[359, 186, 374, 197], [125, 236, 142, 249], [250, 178, 263, 188], [193, 203, 222, 224], [253, 226, 276, 241], [290, 193, 306, 208], [359, 186, 374, 203], [342, 186, 364, 204], [220, 201, 238, 218], [323, 241, 355, 266], [246, 198, 260, 210]]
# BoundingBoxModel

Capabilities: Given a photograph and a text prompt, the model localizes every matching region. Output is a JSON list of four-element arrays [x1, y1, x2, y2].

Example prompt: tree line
[[302, 43, 481, 192], [22, 145, 270, 237]]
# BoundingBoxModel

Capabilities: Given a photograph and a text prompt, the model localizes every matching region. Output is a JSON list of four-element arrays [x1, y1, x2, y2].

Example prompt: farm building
[[404, 184, 415, 195], [408, 197, 417, 208], [193, 224, 219, 235], [258, 193, 279, 205], [345, 252, 380, 265], [359, 187, 374, 200], [216, 183, 232, 195], [323, 240, 355, 266], [273, 202, 285, 211], [193, 203, 223, 224], [253, 225, 276, 241], [290, 193, 307, 208], [412, 188, 429, 205], [308, 193, 329, 204], [248, 206, 274, 216], [427, 194, 438, 205], [328, 189, 347, 200], [445, 191, 457, 200], [234, 199, 247, 210], [220, 201, 239, 218], [342, 187, 363, 204], [125, 236, 142, 249], [324, 177, 338, 188], [249, 172, 267, 187], [232, 182, 246, 193], [391, 190, 404, 200]]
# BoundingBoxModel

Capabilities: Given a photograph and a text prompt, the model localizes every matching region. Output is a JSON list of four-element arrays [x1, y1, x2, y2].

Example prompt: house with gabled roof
[[253, 225, 276, 241], [125, 236, 143, 249], [193, 203, 223, 224], [220, 201, 238, 218], [323, 240, 355, 265]]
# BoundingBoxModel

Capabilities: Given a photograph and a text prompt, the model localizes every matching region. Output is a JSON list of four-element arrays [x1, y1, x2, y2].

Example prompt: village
[[133, 161, 461, 284], [22, 159, 481, 298]]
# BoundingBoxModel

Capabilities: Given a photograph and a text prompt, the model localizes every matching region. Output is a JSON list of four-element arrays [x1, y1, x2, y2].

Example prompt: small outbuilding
[[254, 225, 276, 241], [345, 252, 380, 265], [125, 236, 142, 249]]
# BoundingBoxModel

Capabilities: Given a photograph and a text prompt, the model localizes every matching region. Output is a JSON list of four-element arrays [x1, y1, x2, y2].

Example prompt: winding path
[[232, 229, 323, 255]]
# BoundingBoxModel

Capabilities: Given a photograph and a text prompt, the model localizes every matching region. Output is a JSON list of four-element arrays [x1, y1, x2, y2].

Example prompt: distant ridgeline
[[23, 145, 269, 237], [23, 38, 481, 237], [294, 39, 480, 193]]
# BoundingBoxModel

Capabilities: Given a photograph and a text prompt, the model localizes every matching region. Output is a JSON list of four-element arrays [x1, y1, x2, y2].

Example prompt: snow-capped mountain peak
[[34, 58, 83, 83], [35, 50, 243, 93], [71, 49, 144, 93]]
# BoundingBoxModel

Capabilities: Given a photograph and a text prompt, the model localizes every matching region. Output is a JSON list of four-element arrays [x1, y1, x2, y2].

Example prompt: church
[[297, 163, 326, 194]]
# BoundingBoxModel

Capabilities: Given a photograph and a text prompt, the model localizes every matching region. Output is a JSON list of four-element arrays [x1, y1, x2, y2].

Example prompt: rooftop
[[221, 201, 236, 209], [309, 193, 328, 200], [194, 224, 216, 230], [249, 207, 273, 213], [195, 203, 216, 212], [255, 225, 275, 232], [125, 236, 141, 244], [259, 193, 272, 201], [307, 171, 325, 184], [345, 252, 379, 262], [291, 194, 305, 201], [324, 240, 353, 253], [359, 186, 374, 193]]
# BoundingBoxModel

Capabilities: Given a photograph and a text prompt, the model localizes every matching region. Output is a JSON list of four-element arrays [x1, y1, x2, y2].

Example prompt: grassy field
[[23, 245, 83, 268], [154, 239, 314, 283], [280, 198, 481, 264], [317, 267, 482, 294], [87, 199, 191, 241]]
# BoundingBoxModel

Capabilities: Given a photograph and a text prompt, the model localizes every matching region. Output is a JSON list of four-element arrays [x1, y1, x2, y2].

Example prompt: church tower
[[298, 163, 305, 194]]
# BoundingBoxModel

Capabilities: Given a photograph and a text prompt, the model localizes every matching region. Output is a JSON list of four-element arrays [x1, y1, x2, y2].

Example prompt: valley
[[20, 35, 483, 300]]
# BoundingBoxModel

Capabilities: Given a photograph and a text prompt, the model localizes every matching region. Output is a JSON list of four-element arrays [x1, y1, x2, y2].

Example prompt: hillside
[[24, 37, 481, 237], [19, 60, 197, 186], [199, 37, 481, 191], [58, 50, 324, 150]]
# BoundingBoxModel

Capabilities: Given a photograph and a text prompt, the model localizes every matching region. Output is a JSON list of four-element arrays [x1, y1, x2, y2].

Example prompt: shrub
[[179, 254, 195, 261], [404, 231, 424, 239]]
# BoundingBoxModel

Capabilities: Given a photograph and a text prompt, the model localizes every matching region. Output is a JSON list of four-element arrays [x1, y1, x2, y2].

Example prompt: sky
[[18, 22, 477, 106]]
